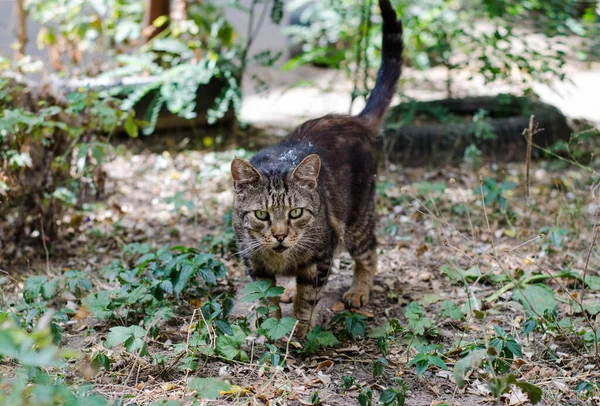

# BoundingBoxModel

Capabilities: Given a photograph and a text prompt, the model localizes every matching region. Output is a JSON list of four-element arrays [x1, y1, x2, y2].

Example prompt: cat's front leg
[[293, 260, 332, 337]]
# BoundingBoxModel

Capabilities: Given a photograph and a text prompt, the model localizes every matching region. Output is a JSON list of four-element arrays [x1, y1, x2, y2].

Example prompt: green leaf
[[124, 114, 138, 138], [41, 278, 59, 300], [367, 322, 391, 338], [91, 351, 110, 370], [260, 317, 296, 340], [24, 276, 48, 303], [239, 280, 284, 302], [215, 325, 248, 361], [135, 252, 156, 266], [404, 302, 433, 335], [105, 326, 133, 348], [406, 352, 427, 367], [372, 357, 388, 377], [358, 389, 373, 406], [428, 355, 448, 370], [440, 300, 464, 320], [415, 359, 429, 377], [215, 320, 233, 336], [188, 377, 231, 400], [504, 339, 523, 358], [82, 292, 113, 320], [303, 326, 339, 354], [174, 264, 195, 294], [346, 313, 366, 338], [515, 380, 543, 404], [492, 324, 507, 338], [512, 284, 558, 316], [522, 319, 537, 335], [379, 389, 396, 404], [105, 326, 147, 355]]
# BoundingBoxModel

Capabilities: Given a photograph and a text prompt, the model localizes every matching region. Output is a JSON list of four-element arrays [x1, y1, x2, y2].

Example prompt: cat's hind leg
[[343, 215, 377, 308]]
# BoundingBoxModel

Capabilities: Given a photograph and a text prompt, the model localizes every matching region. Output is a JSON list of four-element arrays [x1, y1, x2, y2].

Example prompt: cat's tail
[[358, 0, 403, 128]]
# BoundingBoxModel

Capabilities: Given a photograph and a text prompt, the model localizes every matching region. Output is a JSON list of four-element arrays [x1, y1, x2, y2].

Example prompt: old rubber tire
[[381, 95, 572, 167]]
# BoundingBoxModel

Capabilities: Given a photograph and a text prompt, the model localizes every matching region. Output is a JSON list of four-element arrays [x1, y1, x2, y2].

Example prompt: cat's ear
[[231, 158, 262, 191], [291, 154, 321, 189]]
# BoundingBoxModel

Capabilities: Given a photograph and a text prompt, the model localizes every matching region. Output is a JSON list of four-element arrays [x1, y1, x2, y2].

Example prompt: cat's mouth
[[272, 245, 289, 253]]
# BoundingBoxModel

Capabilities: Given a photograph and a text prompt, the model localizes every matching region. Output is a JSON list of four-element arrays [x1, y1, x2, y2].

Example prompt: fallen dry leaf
[[354, 309, 374, 318], [416, 243, 429, 256], [189, 298, 203, 308], [331, 301, 345, 312], [74, 306, 91, 320], [313, 359, 334, 372]]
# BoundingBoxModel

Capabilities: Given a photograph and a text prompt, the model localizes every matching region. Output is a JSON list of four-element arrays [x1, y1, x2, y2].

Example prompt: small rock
[[418, 272, 432, 282]]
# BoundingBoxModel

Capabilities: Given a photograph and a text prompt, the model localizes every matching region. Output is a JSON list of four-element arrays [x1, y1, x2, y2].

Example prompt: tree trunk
[[143, 0, 171, 42], [15, 0, 28, 60]]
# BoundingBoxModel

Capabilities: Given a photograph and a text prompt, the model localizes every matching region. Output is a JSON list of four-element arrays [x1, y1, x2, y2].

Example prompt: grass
[[1, 127, 599, 405]]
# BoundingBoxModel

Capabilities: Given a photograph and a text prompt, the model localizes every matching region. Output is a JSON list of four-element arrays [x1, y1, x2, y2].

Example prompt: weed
[[330, 311, 367, 338], [406, 344, 448, 378]]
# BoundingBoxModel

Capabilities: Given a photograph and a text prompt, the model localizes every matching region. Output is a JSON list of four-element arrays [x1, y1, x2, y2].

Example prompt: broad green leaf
[[404, 302, 433, 335], [124, 114, 138, 138], [188, 377, 231, 400], [414, 359, 429, 377], [174, 264, 195, 294], [512, 284, 557, 316], [91, 351, 111, 370], [379, 389, 396, 404], [358, 390, 373, 406], [215, 320, 233, 336], [105, 326, 134, 348], [239, 280, 283, 302], [215, 325, 248, 361], [41, 278, 59, 300], [82, 292, 113, 320], [105, 326, 147, 355], [440, 300, 464, 320], [428, 355, 448, 370], [24, 276, 48, 303], [303, 326, 339, 353], [260, 317, 296, 340], [135, 252, 156, 266], [346, 313, 366, 338], [367, 322, 391, 338], [504, 339, 523, 358], [492, 324, 507, 338]]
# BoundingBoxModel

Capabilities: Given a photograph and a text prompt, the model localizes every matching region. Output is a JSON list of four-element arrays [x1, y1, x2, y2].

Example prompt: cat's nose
[[274, 233, 287, 242], [271, 224, 288, 242]]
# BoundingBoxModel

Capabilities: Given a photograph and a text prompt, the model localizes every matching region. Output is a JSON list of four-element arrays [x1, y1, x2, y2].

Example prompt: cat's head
[[230, 154, 323, 257]]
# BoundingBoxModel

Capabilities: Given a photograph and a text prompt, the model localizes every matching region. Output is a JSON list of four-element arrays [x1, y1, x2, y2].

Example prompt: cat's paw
[[342, 286, 370, 308], [294, 321, 310, 338], [280, 283, 296, 303]]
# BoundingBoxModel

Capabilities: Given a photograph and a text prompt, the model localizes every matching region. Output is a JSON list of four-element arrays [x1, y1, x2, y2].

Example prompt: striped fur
[[231, 0, 403, 336]]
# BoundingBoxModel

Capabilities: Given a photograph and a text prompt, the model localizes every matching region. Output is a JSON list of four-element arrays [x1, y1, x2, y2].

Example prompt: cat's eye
[[289, 208, 303, 219], [254, 210, 269, 220]]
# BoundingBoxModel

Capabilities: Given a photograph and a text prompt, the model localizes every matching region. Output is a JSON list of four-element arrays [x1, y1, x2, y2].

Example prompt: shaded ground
[[3, 125, 600, 405], [3, 36, 600, 404]]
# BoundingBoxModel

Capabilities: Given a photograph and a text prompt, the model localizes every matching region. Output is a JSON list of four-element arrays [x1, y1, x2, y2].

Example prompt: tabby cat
[[231, 0, 403, 336]]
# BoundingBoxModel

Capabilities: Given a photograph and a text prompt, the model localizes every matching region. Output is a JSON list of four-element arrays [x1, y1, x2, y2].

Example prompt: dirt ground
[[3, 48, 600, 404], [3, 121, 600, 405]]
